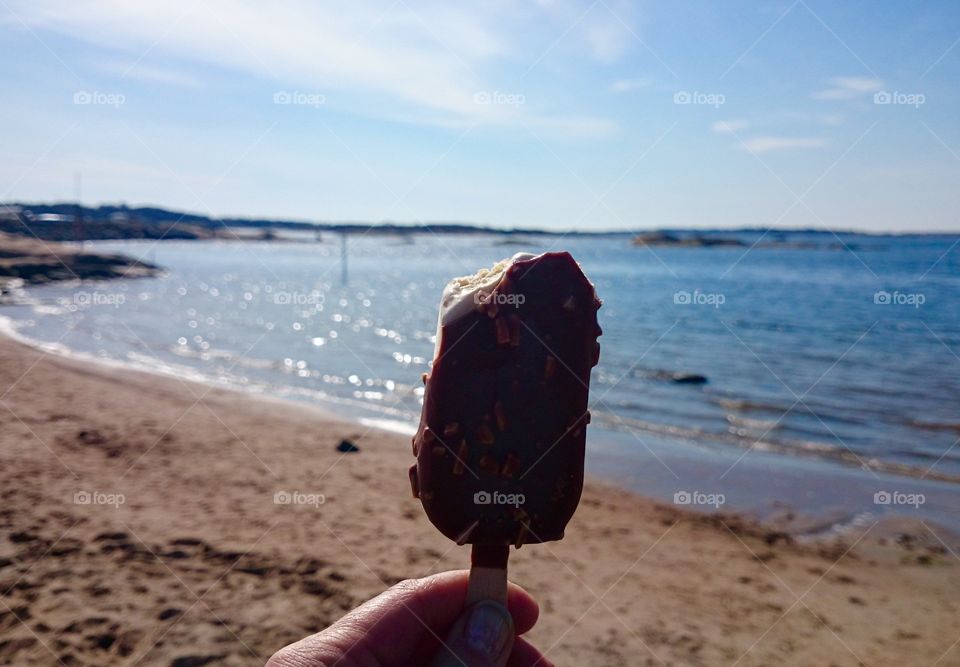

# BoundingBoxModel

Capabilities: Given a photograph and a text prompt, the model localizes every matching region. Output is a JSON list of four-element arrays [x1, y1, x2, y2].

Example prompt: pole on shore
[[74, 172, 83, 242]]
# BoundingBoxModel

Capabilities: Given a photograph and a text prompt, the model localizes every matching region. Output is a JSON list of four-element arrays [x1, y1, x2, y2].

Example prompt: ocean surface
[[3, 231, 960, 533]]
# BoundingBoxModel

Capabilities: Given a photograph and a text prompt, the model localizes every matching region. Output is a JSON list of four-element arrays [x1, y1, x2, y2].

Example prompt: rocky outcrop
[[0, 232, 159, 285]]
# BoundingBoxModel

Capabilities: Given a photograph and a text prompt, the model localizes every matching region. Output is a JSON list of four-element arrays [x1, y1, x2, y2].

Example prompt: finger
[[430, 600, 515, 667], [505, 581, 539, 635], [408, 577, 539, 665], [506, 636, 555, 667], [268, 571, 538, 667]]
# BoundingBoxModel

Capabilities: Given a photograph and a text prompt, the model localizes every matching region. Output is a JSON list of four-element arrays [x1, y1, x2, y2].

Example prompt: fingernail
[[464, 601, 512, 659]]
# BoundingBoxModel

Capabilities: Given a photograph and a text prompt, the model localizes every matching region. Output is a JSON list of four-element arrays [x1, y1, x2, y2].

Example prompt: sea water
[[3, 231, 958, 532]]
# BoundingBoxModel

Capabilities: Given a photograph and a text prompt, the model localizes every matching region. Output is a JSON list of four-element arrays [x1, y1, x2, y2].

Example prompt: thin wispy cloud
[[812, 76, 883, 100], [1, 1, 958, 230], [582, 16, 634, 63], [737, 136, 828, 153], [534, 0, 639, 64], [6, 0, 622, 135], [609, 78, 651, 94]]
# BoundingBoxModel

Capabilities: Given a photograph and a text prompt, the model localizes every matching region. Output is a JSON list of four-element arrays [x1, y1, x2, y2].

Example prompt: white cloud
[[609, 78, 650, 93], [812, 76, 883, 100], [583, 20, 631, 63], [6, 0, 619, 135], [537, 0, 638, 64], [737, 136, 827, 153], [712, 119, 749, 134]]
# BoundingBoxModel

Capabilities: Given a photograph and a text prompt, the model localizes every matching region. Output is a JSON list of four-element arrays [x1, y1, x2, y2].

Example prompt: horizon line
[[3, 200, 959, 237]]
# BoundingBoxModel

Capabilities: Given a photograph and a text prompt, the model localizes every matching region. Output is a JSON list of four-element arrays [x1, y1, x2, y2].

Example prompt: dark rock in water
[[671, 373, 708, 385], [634, 368, 709, 385], [337, 439, 360, 453]]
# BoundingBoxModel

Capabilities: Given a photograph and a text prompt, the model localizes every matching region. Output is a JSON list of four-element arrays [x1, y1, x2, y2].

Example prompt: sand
[[0, 333, 957, 666]]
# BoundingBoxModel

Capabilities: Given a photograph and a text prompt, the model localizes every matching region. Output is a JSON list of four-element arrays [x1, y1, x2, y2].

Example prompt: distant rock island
[[632, 232, 746, 247], [631, 231, 864, 250]]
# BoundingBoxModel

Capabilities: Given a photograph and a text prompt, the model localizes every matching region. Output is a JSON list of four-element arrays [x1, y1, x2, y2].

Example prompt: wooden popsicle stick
[[466, 543, 509, 606]]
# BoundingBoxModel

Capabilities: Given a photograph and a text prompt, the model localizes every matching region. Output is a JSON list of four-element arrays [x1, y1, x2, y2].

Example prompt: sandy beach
[[0, 332, 957, 666]]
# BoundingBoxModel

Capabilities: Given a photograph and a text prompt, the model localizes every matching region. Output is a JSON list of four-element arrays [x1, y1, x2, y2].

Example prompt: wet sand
[[0, 334, 957, 666]]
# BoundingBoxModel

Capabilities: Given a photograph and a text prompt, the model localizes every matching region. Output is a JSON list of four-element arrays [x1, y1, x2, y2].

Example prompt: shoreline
[[12, 235, 959, 496], [0, 327, 958, 664], [3, 308, 958, 540]]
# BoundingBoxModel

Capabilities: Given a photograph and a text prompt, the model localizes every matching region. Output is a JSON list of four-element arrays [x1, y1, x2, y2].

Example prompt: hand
[[267, 570, 552, 667]]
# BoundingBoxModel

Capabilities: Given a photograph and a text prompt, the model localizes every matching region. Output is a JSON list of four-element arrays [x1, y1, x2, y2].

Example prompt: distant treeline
[[0, 202, 635, 242], [0, 202, 952, 243]]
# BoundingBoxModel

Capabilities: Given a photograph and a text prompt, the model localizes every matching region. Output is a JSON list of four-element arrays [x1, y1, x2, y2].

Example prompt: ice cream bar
[[409, 251, 601, 548]]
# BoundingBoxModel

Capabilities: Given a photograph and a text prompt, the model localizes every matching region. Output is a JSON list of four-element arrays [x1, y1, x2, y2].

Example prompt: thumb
[[430, 601, 515, 667]]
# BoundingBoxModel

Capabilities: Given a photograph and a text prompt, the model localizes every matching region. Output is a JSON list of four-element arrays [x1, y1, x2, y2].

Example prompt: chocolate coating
[[410, 251, 601, 546]]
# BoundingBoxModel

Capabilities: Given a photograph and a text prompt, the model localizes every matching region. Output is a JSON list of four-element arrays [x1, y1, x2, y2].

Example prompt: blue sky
[[1, 0, 959, 231]]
